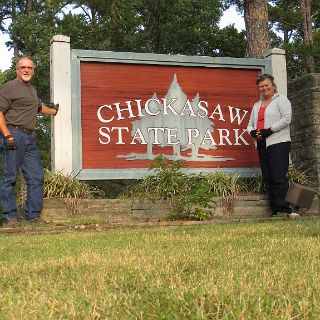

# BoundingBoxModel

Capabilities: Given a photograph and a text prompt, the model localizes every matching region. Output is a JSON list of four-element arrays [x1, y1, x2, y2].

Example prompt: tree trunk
[[110, 1, 119, 51], [27, 0, 33, 14], [27, 0, 33, 44], [300, 0, 314, 73], [283, 29, 289, 44], [11, 0, 19, 62], [243, 0, 271, 58]]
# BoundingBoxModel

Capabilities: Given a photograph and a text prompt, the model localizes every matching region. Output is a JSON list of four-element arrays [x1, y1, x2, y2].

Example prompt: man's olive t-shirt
[[0, 79, 42, 131]]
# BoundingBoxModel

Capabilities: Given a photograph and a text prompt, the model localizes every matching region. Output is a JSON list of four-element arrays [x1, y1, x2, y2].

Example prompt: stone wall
[[288, 73, 320, 191], [42, 195, 320, 223]]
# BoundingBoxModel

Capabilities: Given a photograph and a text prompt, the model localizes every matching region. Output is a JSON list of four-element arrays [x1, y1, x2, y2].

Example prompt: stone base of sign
[[42, 195, 320, 223]]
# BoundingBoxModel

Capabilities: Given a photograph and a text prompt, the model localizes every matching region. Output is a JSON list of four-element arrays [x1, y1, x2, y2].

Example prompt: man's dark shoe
[[1, 219, 18, 228]]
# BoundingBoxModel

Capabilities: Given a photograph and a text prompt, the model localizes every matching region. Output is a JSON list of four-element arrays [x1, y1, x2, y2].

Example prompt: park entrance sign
[[50, 35, 287, 180]]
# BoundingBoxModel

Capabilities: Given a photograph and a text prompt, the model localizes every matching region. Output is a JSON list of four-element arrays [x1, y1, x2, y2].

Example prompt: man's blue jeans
[[0, 130, 44, 221]]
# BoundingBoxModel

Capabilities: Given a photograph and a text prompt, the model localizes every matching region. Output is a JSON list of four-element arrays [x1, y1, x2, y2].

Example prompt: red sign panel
[[80, 62, 260, 170]]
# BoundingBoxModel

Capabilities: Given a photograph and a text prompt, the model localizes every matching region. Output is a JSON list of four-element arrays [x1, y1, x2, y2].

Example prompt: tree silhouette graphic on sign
[[118, 74, 234, 162]]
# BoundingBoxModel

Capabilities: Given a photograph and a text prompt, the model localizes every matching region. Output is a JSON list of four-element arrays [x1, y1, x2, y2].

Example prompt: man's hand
[[49, 103, 59, 115], [4, 135, 17, 150], [259, 128, 273, 139]]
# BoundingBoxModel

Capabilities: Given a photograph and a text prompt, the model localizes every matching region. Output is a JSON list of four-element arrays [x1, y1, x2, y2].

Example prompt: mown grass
[[1, 220, 320, 319]]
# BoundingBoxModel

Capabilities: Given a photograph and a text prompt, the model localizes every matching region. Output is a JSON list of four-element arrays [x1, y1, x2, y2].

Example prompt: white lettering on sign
[[99, 127, 248, 147], [95, 74, 251, 161], [228, 106, 249, 125]]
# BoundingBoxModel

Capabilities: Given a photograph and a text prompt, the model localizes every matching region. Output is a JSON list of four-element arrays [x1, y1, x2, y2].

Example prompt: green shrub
[[130, 155, 215, 220], [130, 155, 244, 220]]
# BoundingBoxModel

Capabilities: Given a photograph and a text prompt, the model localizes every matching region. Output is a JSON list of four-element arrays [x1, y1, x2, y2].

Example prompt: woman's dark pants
[[257, 140, 292, 215]]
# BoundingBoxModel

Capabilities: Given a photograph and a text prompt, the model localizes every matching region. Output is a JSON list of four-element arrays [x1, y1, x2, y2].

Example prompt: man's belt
[[7, 125, 34, 135]]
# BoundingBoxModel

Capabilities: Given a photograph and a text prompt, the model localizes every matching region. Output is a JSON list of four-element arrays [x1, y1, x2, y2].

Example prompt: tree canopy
[[1, 1, 318, 81]]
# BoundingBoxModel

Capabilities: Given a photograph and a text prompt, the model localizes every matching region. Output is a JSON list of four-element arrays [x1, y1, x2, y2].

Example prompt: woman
[[247, 74, 297, 217]]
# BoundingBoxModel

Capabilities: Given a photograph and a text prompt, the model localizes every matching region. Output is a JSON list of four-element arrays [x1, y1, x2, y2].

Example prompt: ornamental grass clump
[[287, 165, 313, 187], [204, 170, 240, 214], [238, 166, 313, 195], [238, 174, 265, 194], [43, 169, 102, 199], [205, 170, 240, 199]]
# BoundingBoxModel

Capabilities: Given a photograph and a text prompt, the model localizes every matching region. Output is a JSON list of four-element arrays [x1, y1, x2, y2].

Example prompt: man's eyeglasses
[[18, 66, 34, 70]]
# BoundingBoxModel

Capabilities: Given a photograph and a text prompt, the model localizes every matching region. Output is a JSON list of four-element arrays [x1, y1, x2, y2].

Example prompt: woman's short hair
[[256, 73, 277, 92], [256, 74, 274, 85]]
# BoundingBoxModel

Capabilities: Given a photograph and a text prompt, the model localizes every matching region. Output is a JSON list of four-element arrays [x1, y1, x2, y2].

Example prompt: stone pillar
[[50, 35, 72, 174], [264, 48, 287, 96], [288, 74, 320, 191]]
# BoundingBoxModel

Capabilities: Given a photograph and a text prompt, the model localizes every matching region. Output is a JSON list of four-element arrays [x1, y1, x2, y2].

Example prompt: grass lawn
[[1, 219, 320, 319]]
